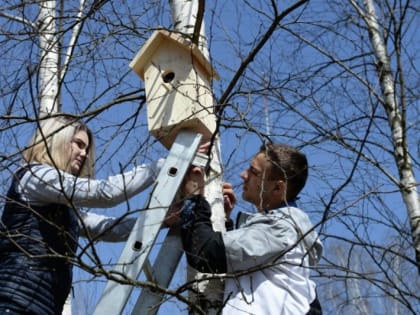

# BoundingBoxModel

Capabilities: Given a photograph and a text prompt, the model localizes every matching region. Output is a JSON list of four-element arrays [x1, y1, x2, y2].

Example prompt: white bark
[[350, 0, 420, 269], [169, 0, 225, 232], [38, 1, 72, 313], [170, 1, 226, 313], [38, 0, 60, 116], [60, 0, 87, 83], [169, 0, 209, 59]]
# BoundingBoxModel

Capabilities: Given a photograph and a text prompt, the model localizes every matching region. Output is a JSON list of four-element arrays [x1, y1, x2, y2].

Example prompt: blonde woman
[[0, 115, 163, 315]]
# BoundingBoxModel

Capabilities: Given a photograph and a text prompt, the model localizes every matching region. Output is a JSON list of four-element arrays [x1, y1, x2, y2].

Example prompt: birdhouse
[[130, 29, 219, 149]]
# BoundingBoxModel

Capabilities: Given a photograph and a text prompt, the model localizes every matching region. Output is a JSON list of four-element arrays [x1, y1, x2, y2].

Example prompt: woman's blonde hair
[[23, 115, 95, 178]]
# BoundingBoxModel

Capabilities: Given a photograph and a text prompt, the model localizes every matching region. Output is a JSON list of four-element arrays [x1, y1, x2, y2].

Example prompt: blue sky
[[1, 1, 419, 314]]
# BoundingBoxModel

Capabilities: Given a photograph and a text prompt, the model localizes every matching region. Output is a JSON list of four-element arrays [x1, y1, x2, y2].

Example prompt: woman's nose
[[79, 148, 87, 158]]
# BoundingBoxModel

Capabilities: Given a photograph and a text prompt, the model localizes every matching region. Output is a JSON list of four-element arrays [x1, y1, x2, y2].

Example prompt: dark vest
[[0, 165, 80, 315]]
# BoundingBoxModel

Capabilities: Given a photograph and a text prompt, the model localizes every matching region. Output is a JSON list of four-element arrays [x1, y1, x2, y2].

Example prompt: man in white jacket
[[179, 142, 323, 315]]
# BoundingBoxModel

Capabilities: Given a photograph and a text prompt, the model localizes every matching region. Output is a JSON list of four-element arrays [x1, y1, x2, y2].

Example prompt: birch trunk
[[350, 0, 420, 271], [169, 0, 226, 313], [38, 1, 71, 313], [38, 0, 60, 116]]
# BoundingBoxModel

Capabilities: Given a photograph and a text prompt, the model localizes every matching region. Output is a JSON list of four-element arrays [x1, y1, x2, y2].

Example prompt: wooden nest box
[[130, 30, 219, 148]]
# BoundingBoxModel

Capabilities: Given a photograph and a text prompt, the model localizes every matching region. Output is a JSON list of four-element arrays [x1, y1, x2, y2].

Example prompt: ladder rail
[[93, 131, 202, 315], [131, 227, 183, 315]]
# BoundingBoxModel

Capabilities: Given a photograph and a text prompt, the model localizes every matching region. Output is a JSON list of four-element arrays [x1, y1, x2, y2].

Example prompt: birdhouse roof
[[130, 29, 219, 80]]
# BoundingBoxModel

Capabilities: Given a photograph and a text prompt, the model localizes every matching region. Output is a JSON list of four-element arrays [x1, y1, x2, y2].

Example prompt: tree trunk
[[351, 0, 420, 271], [38, 1, 70, 313], [169, 0, 226, 313], [38, 0, 60, 116]]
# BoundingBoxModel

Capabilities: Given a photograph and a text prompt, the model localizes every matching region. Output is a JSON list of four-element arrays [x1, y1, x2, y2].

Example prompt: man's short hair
[[259, 143, 308, 201]]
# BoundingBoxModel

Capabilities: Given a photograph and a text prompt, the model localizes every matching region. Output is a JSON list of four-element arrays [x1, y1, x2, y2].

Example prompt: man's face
[[240, 152, 278, 212]]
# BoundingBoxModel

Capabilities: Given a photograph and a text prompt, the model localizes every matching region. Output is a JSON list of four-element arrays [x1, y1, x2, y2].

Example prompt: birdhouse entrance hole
[[162, 70, 175, 83]]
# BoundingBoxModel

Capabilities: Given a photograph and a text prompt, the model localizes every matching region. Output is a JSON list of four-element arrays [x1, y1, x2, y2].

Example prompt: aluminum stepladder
[[93, 130, 205, 315]]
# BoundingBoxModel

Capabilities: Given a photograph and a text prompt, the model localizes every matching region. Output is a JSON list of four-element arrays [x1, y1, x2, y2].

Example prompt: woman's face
[[68, 130, 89, 175]]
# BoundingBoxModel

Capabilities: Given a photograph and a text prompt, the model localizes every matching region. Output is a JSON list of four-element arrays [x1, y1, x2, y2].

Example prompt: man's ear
[[273, 180, 286, 198]]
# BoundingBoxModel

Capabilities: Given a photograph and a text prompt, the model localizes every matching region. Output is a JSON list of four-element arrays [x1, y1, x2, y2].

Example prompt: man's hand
[[223, 182, 236, 218], [164, 201, 183, 226], [198, 141, 211, 154], [181, 166, 205, 197]]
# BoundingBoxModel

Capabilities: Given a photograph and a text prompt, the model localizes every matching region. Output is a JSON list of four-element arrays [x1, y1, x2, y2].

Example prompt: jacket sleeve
[[79, 211, 136, 242], [180, 195, 227, 273], [222, 214, 298, 273], [18, 160, 164, 208]]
